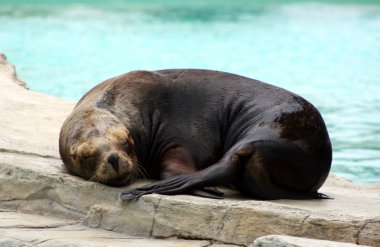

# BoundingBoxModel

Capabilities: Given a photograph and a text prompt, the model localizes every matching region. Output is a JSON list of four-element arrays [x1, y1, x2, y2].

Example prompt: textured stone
[[1, 53, 379, 246], [250, 235, 370, 247], [0, 211, 213, 247], [0, 53, 27, 89], [0, 210, 77, 228]]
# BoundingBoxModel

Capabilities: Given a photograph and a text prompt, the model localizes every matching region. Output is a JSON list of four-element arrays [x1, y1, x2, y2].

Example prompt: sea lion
[[59, 69, 332, 200]]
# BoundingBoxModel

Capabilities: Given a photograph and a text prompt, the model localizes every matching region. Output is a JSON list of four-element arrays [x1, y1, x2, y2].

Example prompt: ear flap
[[77, 142, 94, 158], [107, 125, 129, 143]]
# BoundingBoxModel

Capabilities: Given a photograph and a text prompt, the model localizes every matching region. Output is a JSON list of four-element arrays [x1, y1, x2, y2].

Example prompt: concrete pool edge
[[0, 53, 379, 246]]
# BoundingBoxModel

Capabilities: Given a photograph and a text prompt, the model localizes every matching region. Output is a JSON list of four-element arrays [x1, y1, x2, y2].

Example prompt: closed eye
[[124, 141, 131, 154], [81, 155, 93, 162], [80, 151, 98, 162], [80, 154, 96, 164]]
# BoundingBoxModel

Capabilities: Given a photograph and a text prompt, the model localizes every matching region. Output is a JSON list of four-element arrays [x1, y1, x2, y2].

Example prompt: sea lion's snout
[[98, 150, 138, 186], [107, 153, 120, 172], [100, 151, 133, 174]]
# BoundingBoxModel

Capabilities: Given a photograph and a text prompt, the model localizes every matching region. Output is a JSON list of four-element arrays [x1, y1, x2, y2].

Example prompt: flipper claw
[[311, 191, 334, 200]]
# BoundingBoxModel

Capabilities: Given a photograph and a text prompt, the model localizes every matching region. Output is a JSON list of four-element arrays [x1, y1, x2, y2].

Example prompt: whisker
[[89, 172, 111, 185], [133, 159, 148, 180], [89, 173, 98, 182], [133, 165, 143, 179], [133, 166, 141, 180], [100, 176, 109, 184], [135, 165, 146, 180], [127, 168, 139, 184]]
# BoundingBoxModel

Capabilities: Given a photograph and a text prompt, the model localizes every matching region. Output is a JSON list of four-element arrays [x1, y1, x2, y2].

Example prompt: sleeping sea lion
[[59, 69, 332, 200]]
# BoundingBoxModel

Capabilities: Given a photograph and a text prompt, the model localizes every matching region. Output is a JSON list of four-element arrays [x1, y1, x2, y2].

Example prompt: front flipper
[[120, 174, 224, 200], [120, 143, 257, 201], [190, 187, 224, 199], [120, 152, 242, 201], [120, 174, 194, 200]]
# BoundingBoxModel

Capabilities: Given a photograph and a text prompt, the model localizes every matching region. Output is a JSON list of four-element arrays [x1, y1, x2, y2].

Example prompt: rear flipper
[[310, 191, 333, 200], [235, 140, 332, 200]]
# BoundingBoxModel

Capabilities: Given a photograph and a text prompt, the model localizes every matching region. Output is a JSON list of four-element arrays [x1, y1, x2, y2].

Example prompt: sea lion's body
[[59, 69, 332, 200]]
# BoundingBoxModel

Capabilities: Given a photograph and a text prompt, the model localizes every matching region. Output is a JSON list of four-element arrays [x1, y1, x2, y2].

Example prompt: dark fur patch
[[273, 97, 321, 141], [96, 87, 117, 110], [88, 129, 100, 137]]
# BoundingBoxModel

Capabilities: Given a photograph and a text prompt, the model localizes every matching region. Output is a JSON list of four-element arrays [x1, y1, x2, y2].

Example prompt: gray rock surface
[[0, 211, 213, 247], [250, 235, 370, 247], [0, 53, 379, 246]]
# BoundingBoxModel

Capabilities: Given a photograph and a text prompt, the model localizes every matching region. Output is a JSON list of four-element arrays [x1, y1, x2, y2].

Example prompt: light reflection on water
[[0, 1, 379, 183]]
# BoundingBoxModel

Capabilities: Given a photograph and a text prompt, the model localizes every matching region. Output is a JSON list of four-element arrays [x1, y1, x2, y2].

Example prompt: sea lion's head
[[59, 108, 141, 186]]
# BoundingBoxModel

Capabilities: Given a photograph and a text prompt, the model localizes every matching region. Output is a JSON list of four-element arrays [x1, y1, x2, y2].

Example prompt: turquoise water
[[1, 1, 379, 183]]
